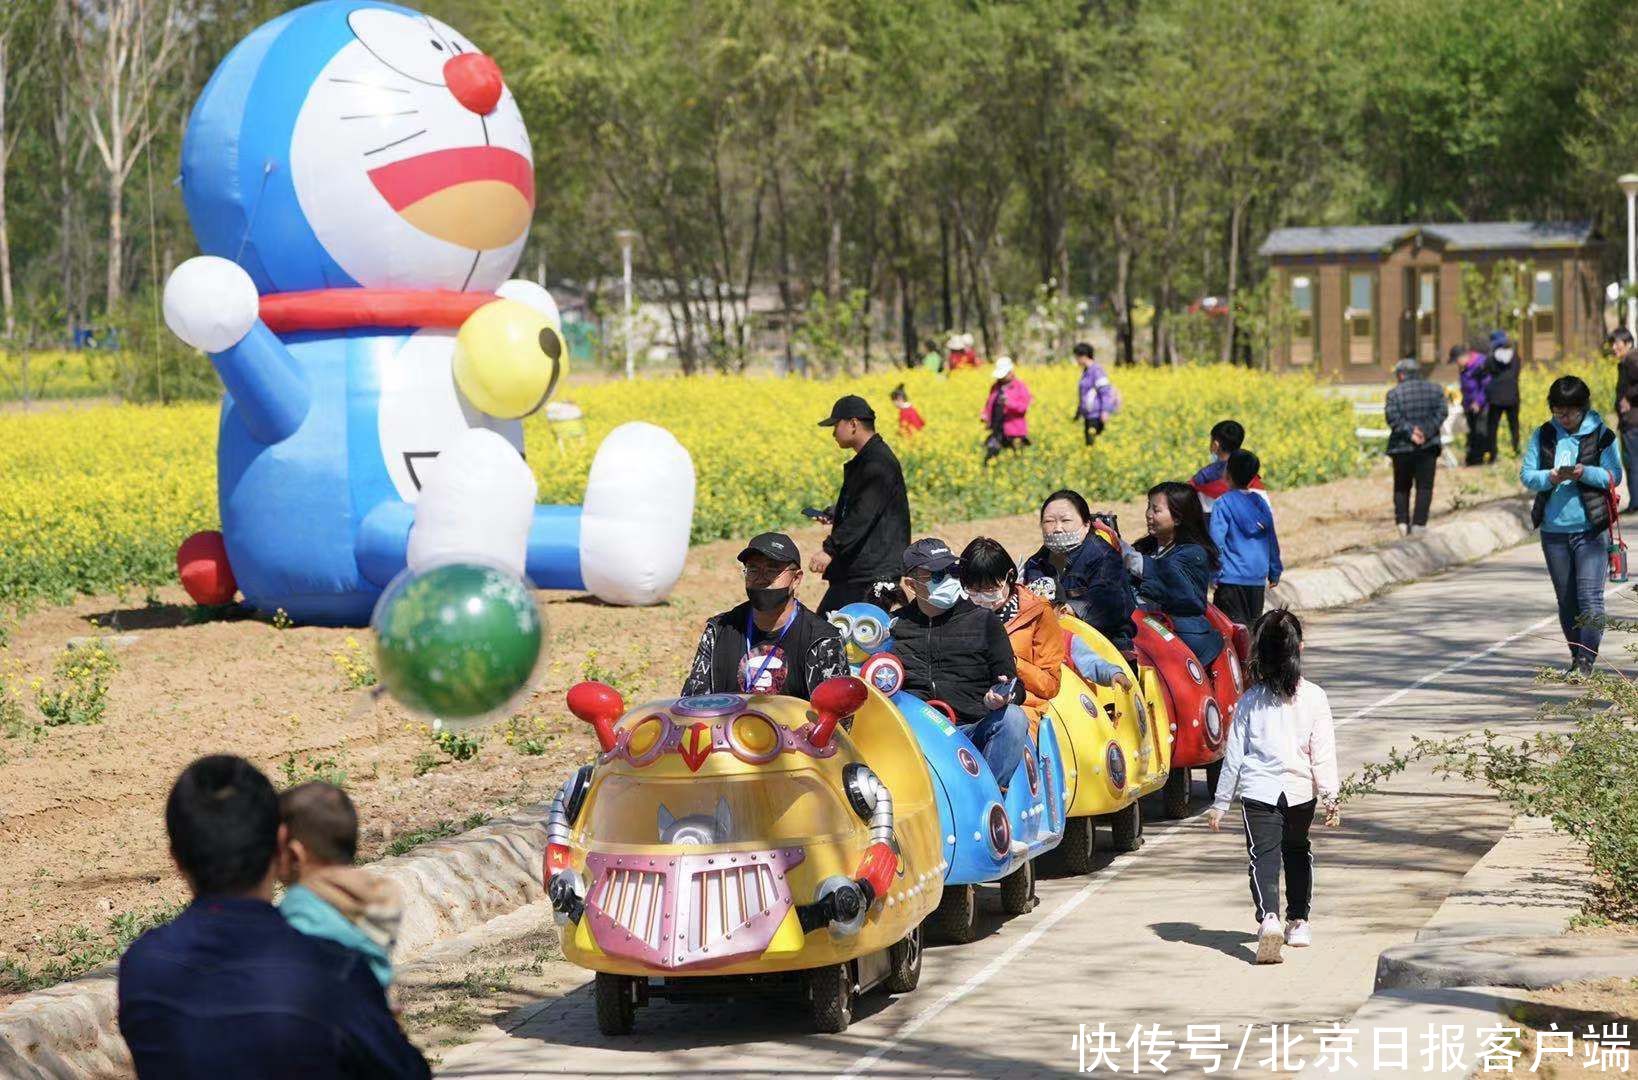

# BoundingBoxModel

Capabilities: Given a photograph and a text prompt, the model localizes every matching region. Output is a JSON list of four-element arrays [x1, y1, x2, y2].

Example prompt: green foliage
[[501, 714, 555, 756], [793, 290, 869, 376], [431, 726, 481, 762], [278, 753, 349, 789], [330, 637, 377, 690], [383, 812, 491, 858], [1458, 261, 1535, 346], [1345, 649, 1638, 920], [0, 901, 182, 993], [34, 640, 118, 727]]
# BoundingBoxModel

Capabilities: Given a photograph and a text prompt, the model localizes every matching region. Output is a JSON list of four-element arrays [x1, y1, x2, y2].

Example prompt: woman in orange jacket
[[958, 537, 1063, 734]]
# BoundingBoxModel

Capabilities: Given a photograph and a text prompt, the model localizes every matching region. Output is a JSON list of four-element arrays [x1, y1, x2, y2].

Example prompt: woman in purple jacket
[[1072, 342, 1119, 446], [1451, 344, 1491, 466]]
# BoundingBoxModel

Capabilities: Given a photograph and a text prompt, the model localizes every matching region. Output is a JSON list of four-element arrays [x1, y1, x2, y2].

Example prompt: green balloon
[[373, 563, 543, 719]]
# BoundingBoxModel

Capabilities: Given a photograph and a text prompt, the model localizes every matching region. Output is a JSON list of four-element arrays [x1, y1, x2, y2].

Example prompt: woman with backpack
[[1520, 375, 1623, 677], [1072, 342, 1120, 447]]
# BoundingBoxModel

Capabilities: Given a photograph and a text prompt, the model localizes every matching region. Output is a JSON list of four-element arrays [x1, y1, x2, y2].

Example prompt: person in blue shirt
[[1122, 481, 1223, 666], [1208, 449, 1283, 628], [1520, 375, 1623, 677], [118, 755, 429, 1080], [278, 781, 400, 993], [1021, 489, 1137, 654]]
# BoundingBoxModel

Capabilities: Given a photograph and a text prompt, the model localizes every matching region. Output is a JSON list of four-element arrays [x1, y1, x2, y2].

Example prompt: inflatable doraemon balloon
[[164, 0, 694, 625]]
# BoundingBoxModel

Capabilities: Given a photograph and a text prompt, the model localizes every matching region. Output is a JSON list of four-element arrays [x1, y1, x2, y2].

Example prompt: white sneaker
[[1396, 523, 1410, 537], [1255, 914, 1284, 964], [1285, 919, 1311, 947]]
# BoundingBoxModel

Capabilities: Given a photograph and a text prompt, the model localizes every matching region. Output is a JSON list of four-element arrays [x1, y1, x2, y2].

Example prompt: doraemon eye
[[348, 9, 476, 86]]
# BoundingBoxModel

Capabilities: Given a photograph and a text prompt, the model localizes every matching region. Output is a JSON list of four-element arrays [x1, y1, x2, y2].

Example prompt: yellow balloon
[[452, 299, 567, 419]]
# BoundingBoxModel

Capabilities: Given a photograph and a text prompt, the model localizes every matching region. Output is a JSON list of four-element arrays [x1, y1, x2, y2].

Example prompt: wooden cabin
[[1258, 222, 1602, 381]]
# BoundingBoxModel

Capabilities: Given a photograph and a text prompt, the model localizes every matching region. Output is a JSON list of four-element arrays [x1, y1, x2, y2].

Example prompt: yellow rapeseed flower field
[[0, 358, 1604, 610]]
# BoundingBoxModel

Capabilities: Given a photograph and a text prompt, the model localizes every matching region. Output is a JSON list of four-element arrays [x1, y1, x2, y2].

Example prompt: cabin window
[[1344, 271, 1376, 365], [1532, 269, 1559, 361], [1289, 274, 1314, 365], [1416, 270, 1439, 363]]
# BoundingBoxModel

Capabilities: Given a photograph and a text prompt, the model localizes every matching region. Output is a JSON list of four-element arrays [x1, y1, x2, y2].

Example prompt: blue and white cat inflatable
[[163, 0, 694, 625]]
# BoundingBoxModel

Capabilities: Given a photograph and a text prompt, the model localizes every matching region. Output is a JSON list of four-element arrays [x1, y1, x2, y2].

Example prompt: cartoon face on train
[[545, 679, 931, 976]]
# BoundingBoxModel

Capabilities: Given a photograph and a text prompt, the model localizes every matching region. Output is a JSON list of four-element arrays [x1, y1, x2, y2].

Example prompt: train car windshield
[[586, 773, 860, 853]]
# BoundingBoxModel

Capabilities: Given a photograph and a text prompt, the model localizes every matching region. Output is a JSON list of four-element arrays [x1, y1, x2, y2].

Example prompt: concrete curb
[[1375, 936, 1638, 993], [0, 804, 553, 1079], [1273, 499, 1532, 612], [1294, 986, 1530, 1079]]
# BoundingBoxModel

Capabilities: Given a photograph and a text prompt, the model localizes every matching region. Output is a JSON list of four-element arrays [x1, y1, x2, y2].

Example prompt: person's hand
[[1411, 427, 1426, 445], [982, 677, 1010, 711], [1205, 808, 1224, 831], [1572, 464, 1585, 479], [808, 551, 831, 574], [1621, 398, 1631, 415], [1110, 671, 1132, 692], [1322, 799, 1341, 828], [1269, 576, 1281, 590]]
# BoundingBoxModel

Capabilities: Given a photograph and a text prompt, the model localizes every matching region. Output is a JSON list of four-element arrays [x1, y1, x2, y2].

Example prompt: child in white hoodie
[[1207, 609, 1340, 964]]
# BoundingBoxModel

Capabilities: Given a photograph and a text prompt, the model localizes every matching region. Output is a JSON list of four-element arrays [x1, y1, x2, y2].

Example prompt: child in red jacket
[[892, 384, 925, 438]]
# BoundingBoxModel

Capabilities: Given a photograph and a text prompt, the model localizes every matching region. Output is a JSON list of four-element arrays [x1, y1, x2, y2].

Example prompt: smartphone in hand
[[801, 507, 832, 523]]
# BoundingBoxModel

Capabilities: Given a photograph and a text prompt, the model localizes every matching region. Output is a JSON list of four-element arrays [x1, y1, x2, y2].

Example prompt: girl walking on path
[[1207, 609, 1341, 965]]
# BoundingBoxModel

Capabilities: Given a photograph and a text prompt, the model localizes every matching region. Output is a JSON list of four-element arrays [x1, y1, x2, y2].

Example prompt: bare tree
[[74, 0, 182, 313], [0, 0, 48, 338]]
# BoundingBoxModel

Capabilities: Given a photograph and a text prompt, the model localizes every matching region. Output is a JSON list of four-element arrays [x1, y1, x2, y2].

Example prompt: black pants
[[1486, 403, 1519, 460], [1213, 583, 1265, 628], [1242, 794, 1316, 922], [818, 577, 895, 617], [1082, 416, 1105, 446], [1621, 426, 1638, 511], [983, 434, 1029, 463], [1463, 408, 1490, 466], [1391, 446, 1439, 527]]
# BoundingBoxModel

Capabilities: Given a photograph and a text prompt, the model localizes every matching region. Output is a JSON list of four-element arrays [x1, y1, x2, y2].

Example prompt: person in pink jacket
[[982, 355, 1032, 463]]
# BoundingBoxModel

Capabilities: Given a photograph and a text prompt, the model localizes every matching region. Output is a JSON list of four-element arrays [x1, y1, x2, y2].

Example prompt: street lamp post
[[1620, 175, 1638, 332], [614, 230, 637, 380]]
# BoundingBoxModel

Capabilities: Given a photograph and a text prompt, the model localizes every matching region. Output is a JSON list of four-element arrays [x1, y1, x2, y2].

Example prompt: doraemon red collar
[[258, 288, 495, 332]]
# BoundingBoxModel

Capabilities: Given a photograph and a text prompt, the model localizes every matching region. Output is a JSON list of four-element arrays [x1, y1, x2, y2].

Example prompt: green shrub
[[35, 640, 118, 727]]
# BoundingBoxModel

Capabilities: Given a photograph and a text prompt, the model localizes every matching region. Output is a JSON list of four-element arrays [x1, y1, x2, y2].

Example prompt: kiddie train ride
[[549, 677, 942, 1035], [164, 0, 694, 625]]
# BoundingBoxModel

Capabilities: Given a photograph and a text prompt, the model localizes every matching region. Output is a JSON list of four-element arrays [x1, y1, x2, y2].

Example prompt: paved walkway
[[438, 542, 1628, 1078]]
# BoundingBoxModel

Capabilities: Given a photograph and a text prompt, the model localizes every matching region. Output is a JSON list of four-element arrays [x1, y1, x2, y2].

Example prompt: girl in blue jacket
[[1520, 375, 1622, 676], [1124, 481, 1224, 666]]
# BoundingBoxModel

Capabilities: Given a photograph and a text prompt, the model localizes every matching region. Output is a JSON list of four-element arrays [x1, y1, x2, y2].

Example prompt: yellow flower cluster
[[0, 361, 1395, 609]]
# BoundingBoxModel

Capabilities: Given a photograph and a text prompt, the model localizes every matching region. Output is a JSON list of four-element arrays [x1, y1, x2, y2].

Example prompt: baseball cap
[[737, 532, 800, 566], [992, 355, 1015, 380], [818, 394, 876, 426], [902, 538, 958, 575], [1489, 329, 1509, 348]]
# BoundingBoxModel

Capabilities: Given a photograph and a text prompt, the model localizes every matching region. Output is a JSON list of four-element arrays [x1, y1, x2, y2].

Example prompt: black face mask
[[746, 586, 793, 612]]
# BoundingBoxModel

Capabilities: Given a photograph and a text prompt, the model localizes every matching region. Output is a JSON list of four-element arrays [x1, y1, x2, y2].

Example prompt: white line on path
[[1337, 579, 1629, 729], [837, 824, 1184, 1078], [838, 577, 1633, 1078]]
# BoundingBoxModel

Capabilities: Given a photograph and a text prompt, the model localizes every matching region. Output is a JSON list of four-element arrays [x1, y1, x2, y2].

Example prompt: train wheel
[[1108, 801, 1143, 852], [1056, 815, 1096, 875], [594, 972, 637, 1036], [1163, 766, 1191, 819], [929, 883, 978, 944], [999, 859, 1036, 915], [884, 924, 923, 993], [805, 962, 854, 1033]]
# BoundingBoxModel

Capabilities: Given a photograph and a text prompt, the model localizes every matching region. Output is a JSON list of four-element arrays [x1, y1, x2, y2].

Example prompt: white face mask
[[915, 575, 965, 610]]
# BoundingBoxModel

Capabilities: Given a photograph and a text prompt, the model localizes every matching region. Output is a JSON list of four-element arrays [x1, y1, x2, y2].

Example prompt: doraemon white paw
[[163, 257, 260, 353], [577, 423, 697, 606]]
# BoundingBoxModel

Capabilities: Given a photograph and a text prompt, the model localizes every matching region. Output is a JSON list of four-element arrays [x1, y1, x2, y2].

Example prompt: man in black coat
[[682, 532, 848, 698], [1484, 329, 1522, 460], [1610, 328, 1638, 513], [888, 539, 1029, 793], [811, 395, 912, 614]]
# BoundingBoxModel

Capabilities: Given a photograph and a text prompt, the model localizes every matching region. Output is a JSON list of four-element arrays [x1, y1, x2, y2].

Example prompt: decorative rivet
[[946, 835, 956, 845]]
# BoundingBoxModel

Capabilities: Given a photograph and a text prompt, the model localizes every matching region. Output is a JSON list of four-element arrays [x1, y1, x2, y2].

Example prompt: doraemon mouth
[[367, 145, 534, 251]]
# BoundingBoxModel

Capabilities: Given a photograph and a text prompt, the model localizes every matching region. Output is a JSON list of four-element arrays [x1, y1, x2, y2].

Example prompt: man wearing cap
[[681, 532, 849, 698], [888, 538, 1030, 792], [1385, 357, 1449, 536], [812, 395, 912, 615]]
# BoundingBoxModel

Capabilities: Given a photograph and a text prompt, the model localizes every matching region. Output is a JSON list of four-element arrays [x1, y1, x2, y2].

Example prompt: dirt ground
[[1508, 976, 1638, 1077], [0, 459, 1523, 999]]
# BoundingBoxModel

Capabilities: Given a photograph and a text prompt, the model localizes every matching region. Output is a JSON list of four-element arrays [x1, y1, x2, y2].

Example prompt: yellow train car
[[547, 676, 943, 1035], [1041, 615, 1173, 873]]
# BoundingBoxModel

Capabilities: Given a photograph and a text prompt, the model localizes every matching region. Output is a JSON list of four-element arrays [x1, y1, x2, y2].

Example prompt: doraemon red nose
[[444, 52, 503, 115]]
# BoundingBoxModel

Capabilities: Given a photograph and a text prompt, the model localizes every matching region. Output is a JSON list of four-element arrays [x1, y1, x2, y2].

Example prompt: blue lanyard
[[743, 604, 799, 692]]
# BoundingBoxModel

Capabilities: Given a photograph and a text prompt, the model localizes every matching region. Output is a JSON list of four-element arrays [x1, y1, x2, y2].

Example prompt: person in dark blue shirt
[[118, 755, 429, 1080], [1124, 481, 1224, 667], [1020, 488, 1137, 653]]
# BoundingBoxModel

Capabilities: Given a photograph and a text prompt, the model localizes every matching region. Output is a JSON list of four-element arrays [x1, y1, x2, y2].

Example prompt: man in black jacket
[[812, 395, 912, 615], [888, 539, 1029, 793], [1484, 329, 1522, 460], [682, 532, 848, 698]]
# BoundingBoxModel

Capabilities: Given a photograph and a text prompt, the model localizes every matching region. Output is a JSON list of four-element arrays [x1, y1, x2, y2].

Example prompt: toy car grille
[[585, 848, 805, 969]]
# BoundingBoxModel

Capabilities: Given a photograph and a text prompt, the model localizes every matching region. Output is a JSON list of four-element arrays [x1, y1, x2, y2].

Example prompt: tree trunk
[[1219, 196, 1244, 365], [899, 268, 915, 367], [772, 167, 795, 374], [939, 210, 953, 332], [0, 37, 13, 339], [1113, 213, 1133, 367], [106, 163, 123, 312]]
